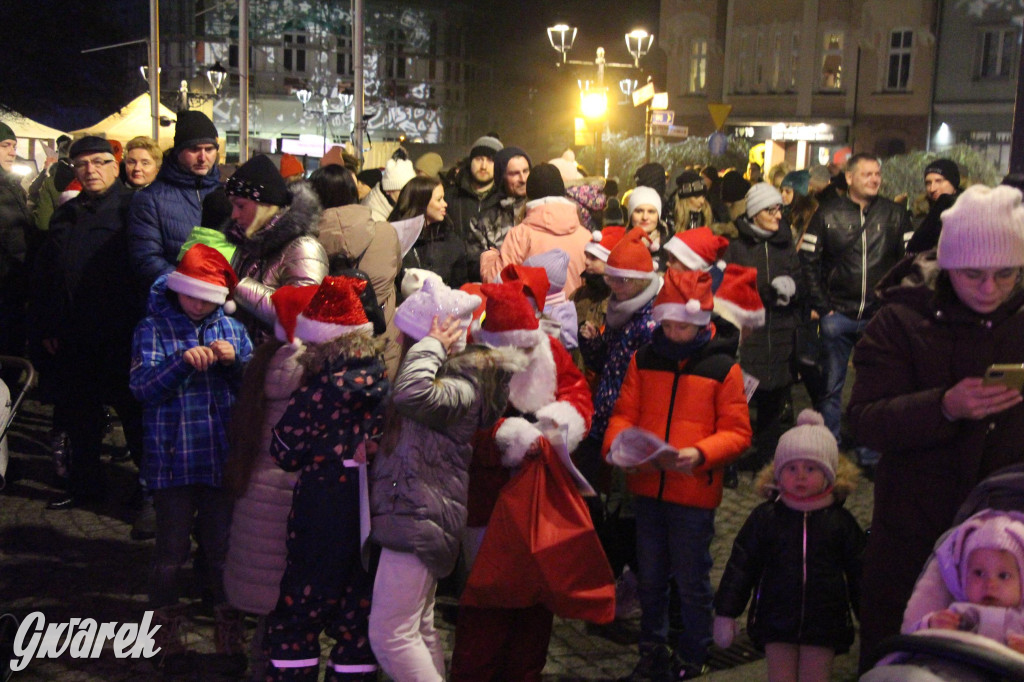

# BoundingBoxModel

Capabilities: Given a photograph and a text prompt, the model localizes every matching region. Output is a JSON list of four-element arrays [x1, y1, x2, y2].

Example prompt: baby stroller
[[0, 356, 36, 492], [861, 464, 1024, 681]]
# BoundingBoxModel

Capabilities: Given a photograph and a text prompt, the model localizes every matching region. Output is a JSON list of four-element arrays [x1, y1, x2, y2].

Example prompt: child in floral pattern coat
[[262, 276, 390, 682]]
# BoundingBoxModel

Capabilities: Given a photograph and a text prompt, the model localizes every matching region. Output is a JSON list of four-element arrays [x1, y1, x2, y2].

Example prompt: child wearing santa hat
[[604, 268, 752, 679], [368, 279, 528, 681], [262, 275, 390, 681], [129, 243, 254, 659]]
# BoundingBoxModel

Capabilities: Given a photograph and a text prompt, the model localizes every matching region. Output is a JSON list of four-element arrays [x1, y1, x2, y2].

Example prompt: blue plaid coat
[[130, 275, 253, 489]]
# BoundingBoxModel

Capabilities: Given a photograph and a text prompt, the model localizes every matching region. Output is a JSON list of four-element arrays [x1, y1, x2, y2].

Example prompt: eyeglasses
[[603, 275, 636, 286], [72, 159, 116, 170], [762, 205, 783, 215]]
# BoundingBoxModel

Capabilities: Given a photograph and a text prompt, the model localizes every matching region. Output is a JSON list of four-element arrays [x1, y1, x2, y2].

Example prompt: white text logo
[[8, 611, 161, 672]]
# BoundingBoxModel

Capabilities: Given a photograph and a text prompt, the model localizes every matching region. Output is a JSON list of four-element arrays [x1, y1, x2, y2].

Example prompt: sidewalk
[[2, 397, 871, 680]]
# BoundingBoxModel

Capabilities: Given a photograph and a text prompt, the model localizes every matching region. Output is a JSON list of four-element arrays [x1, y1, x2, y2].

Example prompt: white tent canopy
[[1, 110, 66, 141], [71, 94, 177, 150]]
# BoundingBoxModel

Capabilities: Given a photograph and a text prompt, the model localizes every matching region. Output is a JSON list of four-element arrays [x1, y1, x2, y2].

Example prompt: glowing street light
[[580, 90, 608, 120], [547, 24, 577, 63], [625, 29, 653, 68]]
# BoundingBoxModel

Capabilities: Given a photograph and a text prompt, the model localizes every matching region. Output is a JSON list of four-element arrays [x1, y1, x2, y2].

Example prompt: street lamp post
[[176, 61, 228, 111], [296, 90, 354, 156], [547, 24, 653, 176]]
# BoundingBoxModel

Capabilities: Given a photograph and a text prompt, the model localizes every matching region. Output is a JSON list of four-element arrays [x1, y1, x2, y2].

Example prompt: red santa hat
[[663, 227, 729, 272], [714, 264, 766, 330], [293, 275, 374, 343], [59, 179, 82, 206], [653, 269, 714, 326], [584, 226, 627, 262], [604, 227, 656, 280], [459, 282, 488, 324], [471, 281, 545, 348], [500, 263, 550, 312], [271, 285, 319, 345], [166, 243, 239, 314]]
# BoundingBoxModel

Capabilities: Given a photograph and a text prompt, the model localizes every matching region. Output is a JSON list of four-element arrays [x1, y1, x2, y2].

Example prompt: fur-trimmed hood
[[318, 203, 377, 261], [442, 343, 530, 379], [243, 182, 322, 258], [754, 454, 861, 503], [298, 330, 385, 376]]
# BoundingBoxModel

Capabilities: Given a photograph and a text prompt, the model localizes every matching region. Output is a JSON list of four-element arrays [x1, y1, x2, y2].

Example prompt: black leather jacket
[[799, 194, 911, 319]]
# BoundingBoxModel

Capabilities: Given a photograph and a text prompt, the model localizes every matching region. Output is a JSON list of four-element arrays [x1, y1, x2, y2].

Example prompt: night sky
[[0, 0, 658, 132]]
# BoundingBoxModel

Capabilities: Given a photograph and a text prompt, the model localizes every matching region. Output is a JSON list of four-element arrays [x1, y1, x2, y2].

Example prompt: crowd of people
[[4, 111, 1024, 682]]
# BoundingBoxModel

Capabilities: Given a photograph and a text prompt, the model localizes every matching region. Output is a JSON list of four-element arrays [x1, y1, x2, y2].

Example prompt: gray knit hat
[[773, 410, 839, 484], [937, 185, 1024, 270], [745, 183, 784, 218]]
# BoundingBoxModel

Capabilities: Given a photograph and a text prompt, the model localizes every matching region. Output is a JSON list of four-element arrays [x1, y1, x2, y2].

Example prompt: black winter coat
[[401, 219, 469, 292], [725, 217, 801, 390], [714, 497, 865, 653], [799, 194, 911, 320], [31, 182, 141, 346], [0, 171, 31, 300]]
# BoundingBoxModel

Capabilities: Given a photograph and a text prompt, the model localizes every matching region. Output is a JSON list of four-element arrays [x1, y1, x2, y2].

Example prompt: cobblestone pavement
[[1, 388, 873, 681]]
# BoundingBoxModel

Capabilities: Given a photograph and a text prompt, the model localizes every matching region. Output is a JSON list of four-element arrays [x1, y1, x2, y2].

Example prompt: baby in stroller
[[863, 466, 1024, 681]]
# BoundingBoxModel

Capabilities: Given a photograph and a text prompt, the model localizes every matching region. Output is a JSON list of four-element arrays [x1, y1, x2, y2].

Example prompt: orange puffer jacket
[[603, 330, 751, 509]]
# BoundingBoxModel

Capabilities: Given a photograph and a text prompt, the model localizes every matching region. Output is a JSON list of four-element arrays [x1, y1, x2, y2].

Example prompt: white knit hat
[[773, 410, 839, 484], [394, 278, 482, 342], [381, 158, 417, 192], [934, 510, 1024, 602], [745, 183, 784, 218], [937, 185, 1024, 269], [400, 268, 443, 299], [627, 186, 663, 217]]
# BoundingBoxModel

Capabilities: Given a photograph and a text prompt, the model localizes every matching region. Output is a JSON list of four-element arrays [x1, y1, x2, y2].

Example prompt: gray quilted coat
[[370, 337, 525, 577]]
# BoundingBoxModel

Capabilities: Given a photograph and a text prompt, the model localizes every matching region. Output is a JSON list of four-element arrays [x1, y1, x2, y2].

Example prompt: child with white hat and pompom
[[714, 409, 865, 682], [367, 278, 529, 681]]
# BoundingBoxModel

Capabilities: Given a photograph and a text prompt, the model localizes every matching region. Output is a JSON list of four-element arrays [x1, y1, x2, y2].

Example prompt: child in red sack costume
[[604, 269, 752, 680], [450, 279, 605, 682]]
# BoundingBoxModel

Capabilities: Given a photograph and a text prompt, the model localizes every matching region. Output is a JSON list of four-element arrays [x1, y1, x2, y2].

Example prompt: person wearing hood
[[226, 154, 328, 343], [848, 184, 1024, 671], [129, 111, 223, 288], [479, 163, 591, 297], [310, 164, 402, 378], [468, 146, 532, 279], [725, 183, 802, 472], [906, 159, 964, 255]]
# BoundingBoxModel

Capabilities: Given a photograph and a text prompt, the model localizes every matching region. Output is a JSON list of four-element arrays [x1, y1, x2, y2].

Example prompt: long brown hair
[[224, 340, 284, 497]]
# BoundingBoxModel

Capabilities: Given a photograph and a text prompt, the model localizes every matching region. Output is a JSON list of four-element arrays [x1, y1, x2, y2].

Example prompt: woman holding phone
[[847, 184, 1024, 671]]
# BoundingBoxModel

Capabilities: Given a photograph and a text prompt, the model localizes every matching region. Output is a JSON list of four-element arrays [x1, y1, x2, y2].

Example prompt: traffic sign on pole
[[650, 110, 674, 126]]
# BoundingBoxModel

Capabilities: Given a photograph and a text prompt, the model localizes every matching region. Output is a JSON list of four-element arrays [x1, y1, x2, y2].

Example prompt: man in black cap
[[468, 146, 532, 281], [445, 134, 503, 280], [0, 122, 31, 362], [31, 136, 144, 510], [128, 110, 221, 288], [906, 158, 963, 254]]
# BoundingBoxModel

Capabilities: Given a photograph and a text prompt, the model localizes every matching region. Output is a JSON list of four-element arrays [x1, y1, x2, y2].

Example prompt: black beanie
[[633, 162, 667, 197], [720, 170, 751, 204], [494, 146, 532, 193], [924, 158, 961, 190], [0, 122, 14, 144], [676, 170, 706, 198], [201, 187, 233, 229], [225, 154, 290, 206], [602, 198, 625, 227], [357, 168, 382, 188], [69, 136, 114, 158], [526, 163, 565, 201], [54, 160, 76, 192], [174, 111, 219, 151]]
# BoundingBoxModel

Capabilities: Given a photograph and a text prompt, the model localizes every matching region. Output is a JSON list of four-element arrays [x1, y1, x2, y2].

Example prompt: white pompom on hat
[[166, 244, 239, 314], [381, 157, 417, 192], [394, 278, 482, 342], [585, 225, 627, 262], [772, 410, 839, 484], [937, 185, 1024, 270]]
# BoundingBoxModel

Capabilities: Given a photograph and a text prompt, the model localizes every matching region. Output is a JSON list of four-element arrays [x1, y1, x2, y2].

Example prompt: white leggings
[[368, 548, 445, 682]]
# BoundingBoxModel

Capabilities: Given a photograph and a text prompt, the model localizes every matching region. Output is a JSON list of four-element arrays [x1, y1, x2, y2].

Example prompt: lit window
[[886, 29, 913, 90], [820, 31, 843, 90], [689, 38, 707, 93]]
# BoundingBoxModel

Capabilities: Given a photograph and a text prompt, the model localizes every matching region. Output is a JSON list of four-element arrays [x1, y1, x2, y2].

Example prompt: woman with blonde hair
[[124, 136, 163, 189]]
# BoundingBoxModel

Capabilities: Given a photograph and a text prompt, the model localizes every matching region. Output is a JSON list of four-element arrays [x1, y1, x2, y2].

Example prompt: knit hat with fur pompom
[[773, 410, 838, 484]]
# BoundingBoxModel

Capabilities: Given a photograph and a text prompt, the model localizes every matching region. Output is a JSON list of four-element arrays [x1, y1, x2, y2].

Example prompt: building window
[[283, 31, 307, 73], [336, 25, 353, 77], [820, 31, 843, 90], [385, 28, 407, 80], [735, 33, 750, 92], [754, 32, 764, 87], [689, 38, 707, 94], [978, 27, 1020, 79], [789, 31, 800, 90], [886, 29, 913, 90]]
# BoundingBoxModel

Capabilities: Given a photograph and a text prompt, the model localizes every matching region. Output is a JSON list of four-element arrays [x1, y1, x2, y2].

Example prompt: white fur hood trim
[[535, 401, 587, 454], [496, 417, 544, 467]]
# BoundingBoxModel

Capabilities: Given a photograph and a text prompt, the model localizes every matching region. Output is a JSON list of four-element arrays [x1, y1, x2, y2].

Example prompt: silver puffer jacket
[[232, 183, 328, 339], [370, 337, 526, 577]]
